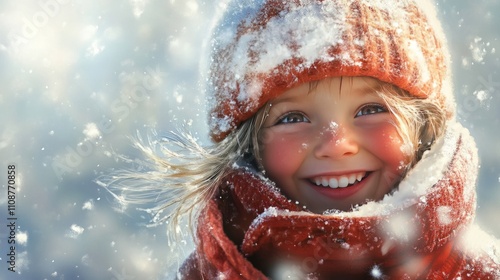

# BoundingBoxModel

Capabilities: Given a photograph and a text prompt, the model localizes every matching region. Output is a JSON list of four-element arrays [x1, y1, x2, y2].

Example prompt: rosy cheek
[[261, 135, 303, 180], [364, 124, 407, 168]]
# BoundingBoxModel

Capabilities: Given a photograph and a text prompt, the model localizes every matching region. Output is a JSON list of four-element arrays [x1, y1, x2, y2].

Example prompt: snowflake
[[370, 265, 383, 279]]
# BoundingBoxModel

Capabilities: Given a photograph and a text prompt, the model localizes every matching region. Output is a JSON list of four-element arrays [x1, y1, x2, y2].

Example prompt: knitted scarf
[[181, 122, 500, 279]]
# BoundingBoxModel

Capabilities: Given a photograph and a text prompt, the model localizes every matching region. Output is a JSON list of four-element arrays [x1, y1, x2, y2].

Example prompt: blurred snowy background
[[0, 0, 498, 279]]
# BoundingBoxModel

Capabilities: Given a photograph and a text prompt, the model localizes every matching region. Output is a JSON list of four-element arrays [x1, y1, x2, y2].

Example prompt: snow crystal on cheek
[[328, 121, 339, 132], [397, 161, 409, 172], [298, 143, 309, 153], [399, 141, 414, 156], [320, 122, 340, 138]]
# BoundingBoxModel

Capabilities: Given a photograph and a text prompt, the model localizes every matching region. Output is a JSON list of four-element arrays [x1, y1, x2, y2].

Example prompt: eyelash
[[275, 111, 309, 125], [273, 103, 387, 125], [355, 103, 388, 117]]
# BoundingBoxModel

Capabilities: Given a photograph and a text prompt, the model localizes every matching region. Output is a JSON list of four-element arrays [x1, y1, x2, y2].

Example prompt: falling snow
[[66, 224, 85, 239], [83, 122, 101, 140], [82, 199, 95, 210], [371, 265, 383, 279], [0, 0, 499, 279], [17, 230, 29, 246]]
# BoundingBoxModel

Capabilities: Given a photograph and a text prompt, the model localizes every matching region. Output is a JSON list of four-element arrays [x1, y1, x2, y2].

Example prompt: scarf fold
[[186, 122, 498, 279]]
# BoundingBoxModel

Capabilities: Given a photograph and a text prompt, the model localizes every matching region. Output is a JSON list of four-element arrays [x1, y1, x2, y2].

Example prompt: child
[[113, 0, 500, 278]]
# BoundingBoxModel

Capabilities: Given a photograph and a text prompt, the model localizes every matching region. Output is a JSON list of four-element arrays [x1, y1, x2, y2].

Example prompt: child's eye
[[276, 112, 309, 125], [355, 104, 388, 117]]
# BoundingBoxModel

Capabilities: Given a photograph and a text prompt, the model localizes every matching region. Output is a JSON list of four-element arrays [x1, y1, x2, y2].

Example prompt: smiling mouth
[[309, 172, 369, 189]]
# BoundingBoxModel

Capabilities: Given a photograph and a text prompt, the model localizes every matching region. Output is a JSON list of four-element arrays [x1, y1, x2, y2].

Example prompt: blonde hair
[[375, 83, 447, 167], [104, 121, 257, 240], [105, 78, 446, 242]]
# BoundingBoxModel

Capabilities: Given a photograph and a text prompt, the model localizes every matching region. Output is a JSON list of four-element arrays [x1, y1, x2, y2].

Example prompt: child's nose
[[313, 123, 359, 159]]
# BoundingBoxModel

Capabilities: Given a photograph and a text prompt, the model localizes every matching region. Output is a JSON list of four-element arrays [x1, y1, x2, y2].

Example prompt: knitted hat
[[203, 0, 455, 142]]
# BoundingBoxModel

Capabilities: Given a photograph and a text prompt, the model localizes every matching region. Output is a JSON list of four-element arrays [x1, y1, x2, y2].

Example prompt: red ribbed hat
[[204, 0, 454, 142]]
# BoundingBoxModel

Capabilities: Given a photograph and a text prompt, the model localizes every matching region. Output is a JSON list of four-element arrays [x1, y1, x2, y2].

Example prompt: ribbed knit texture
[[204, 0, 454, 142]]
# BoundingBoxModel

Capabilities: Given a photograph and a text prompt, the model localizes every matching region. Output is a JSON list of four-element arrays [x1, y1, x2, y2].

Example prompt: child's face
[[259, 76, 407, 213]]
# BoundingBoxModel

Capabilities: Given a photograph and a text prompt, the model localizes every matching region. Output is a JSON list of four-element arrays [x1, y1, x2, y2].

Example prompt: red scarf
[[180, 124, 500, 279]]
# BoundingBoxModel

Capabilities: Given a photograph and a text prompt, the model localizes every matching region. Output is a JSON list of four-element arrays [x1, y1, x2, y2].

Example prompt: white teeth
[[348, 174, 356, 184], [338, 176, 349, 188], [328, 178, 339, 188], [357, 173, 363, 181], [315, 178, 322, 186], [321, 178, 329, 187], [312, 172, 367, 188]]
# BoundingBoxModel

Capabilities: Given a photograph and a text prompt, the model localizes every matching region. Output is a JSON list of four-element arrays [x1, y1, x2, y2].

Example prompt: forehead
[[272, 76, 383, 103]]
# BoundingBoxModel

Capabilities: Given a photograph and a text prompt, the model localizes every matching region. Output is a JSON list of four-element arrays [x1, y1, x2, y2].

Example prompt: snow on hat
[[203, 0, 455, 142]]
